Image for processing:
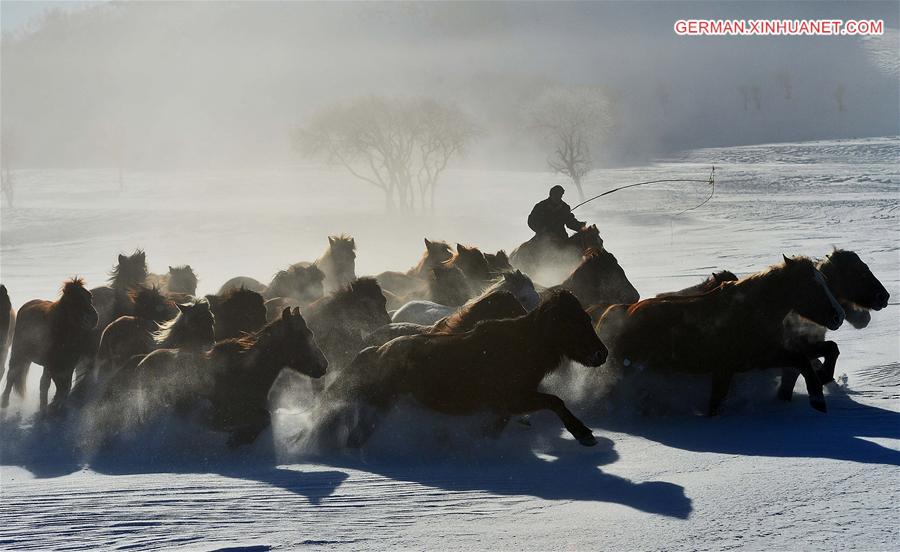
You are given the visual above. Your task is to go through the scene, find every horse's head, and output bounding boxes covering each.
[821,250,889,311]
[177,300,216,347]
[61,277,99,330]
[452,244,492,282]
[782,255,845,330]
[569,248,640,305]
[485,250,512,274]
[272,307,328,378]
[276,264,325,304]
[424,238,454,265]
[468,290,526,322]
[327,235,357,266]
[493,270,540,311]
[167,265,198,295]
[572,224,603,251]
[110,249,148,288]
[536,290,607,367]
[712,270,739,285]
[215,287,267,339]
[343,277,391,331]
[131,286,172,323]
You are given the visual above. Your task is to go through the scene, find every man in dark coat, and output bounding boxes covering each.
[527,185,586,242]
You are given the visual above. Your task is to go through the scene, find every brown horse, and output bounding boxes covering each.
[485,250,513,275]
[90,250,148,332]
[314,235,357,294]
[0,285,15,383]
[597,256,845,416]
[320,290,606,448]
[375,238,454,301]
[102,307,327,446]
[445,244,492,290]
[509,224,604,284]
[303,278,391,370]
[152,300,216,352]
[147,265,198,297]
[93,286,174,378]
[426,265,472,307]
[219,263,325,305]
[206,287,268,341]
[778,249,890,399]
[655,270,738,299]
[556,248,640,307]
[364,289,527,347]
[1,278,99,411]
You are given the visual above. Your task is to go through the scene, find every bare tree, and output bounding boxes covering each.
[298,96,475,214]
[530,86,613,200]
[834,84,847,112]
[775,71,793,100]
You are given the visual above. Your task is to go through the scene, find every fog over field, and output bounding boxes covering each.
[1,1,898,170]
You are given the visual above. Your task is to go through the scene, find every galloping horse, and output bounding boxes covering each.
[206,287,268,341]
[375,239,454,301]
[220,263,325,306]
[102,307,327,446]
[91,250,148,331]
[2,278,99,411]
[312,235,357,294]
[597,256,845,416]
[317,290,606,448]
[556,248,640,307]
[146,265,198,298]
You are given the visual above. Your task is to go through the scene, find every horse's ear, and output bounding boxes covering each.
[292,306,301,317]
[424,238,432,248]
[176,303,188,313]
[328,236,336,246]
[282,306,292,320]
[783,254,792,264]
[168,265,174,271]
[118,254,126,264]
[349,238,355,248]
[137,251,146,260]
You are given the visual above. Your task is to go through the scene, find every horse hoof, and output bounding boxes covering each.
[776,389,793,402]
[810,398,828,413]
[577,433,597,447]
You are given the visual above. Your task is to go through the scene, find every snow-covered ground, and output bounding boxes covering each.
[1,136,898,550]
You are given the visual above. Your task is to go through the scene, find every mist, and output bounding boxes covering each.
[2,1,897,171]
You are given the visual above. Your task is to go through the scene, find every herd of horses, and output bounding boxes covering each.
[0,227,890,451]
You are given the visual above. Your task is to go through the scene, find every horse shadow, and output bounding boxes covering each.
[0,415,348,506]
[316,409,693,520]
[597,388,900,467]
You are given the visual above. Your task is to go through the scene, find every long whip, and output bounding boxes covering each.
[570,165,716,212]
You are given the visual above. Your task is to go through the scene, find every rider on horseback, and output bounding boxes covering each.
[527,185,586,243]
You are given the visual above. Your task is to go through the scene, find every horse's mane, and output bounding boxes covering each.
[434,289,524,334]
[61,277,87,296]
[482,269,532,296]
[130,286,169,320]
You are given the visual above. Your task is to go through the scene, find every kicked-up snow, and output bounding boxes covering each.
[1,136,898,550]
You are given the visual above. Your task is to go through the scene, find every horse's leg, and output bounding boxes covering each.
[507,392,596,446]
[49,366,75,409]
[768,349,826,413]
[227,414,271,448]
[708,371,734,416]
[39,369,52,412]
[777,367,801,401]
[804,340,839,385]
[346,400,388,449]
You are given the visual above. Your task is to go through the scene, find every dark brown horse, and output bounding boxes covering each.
[510,224,604,284]
[314,235,357,294]
[426,265,472,307]
[778,249,890,399]
[556,248,640,307]
[0,285,15,383]
[597,256,845,416]
[375,238,454,301]
[93,286,174,378]
[320,290,606,448]
[147,265,198,297]
[303,278,391,369]
[103,307,327,446]
[655,270,738,299]
[206,287,268,341]
[485,250,513,275]
[445,244,492,290]
[152,300,216,352]
[219,263,325,305]
[364,289,527,347]
[90,250,149,331]
[1,278,99,411]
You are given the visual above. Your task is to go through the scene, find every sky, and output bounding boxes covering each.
[1,1,897,169]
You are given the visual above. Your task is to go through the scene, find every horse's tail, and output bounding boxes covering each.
[6,347,30,396]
